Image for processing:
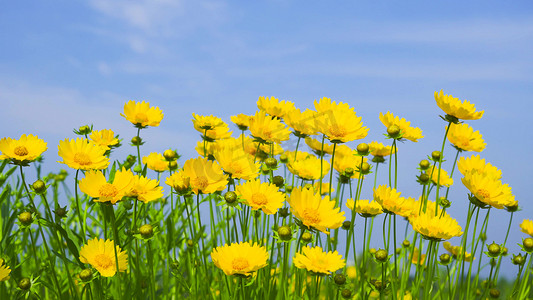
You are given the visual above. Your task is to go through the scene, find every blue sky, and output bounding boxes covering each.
[1,0,532,272]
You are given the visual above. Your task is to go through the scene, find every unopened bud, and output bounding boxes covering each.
[18,277,31,290]
[440,253,451,265]
[31,180,46,194]
[265,158,278,169]
[402,240,410,248]
[342,221,351,230]
[523,238,533,252]
[387,125,401,139]
[18,211,33,226]
[279,154,288,164]
[139,224,154,238]
[79,269,93,282]
[131,136,142,146]
[356,143,369,156]
[301,232,313,244]
[278,207,289,218]
[78,125,91,135]
[487,242,501,257]
[334,274,346,285]
[341,289,352,299]
[277,226,292,241]
[431,151,442,161]
[272,176,284,188]
[375,249,388,262]
[163,149,178,161]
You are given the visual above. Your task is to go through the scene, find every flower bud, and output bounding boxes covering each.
[31,180,46,194]
[131,136,142,146]
[369,248,377,255]
[418,173,430,184]
[402,240,410,248]
[139,224,154,238]
[133,165,143,173]
[79,269,93,282]
[480,232,487,242]
[18,211,33,226]
[341,289,352,299]
[334,274,346,286]
[224,191,237,205]
[54,206,68,219]
[431,151,442,162]
[505,203,519,212]
[277,226,292,241]
[487,242,501,257]
[359,162,371,174]
[301,232,313,244]
[163,149,178,161]
[419,159,430,170]
[502,247,508,256]
[440,253,451,265]
[264,158,278,169]
[523,238,533,252]
[78,125,91,135]
[127,155,137,164]
[512,254,525,265]
[356,143,369,156]
[489,288,500,299]
[387,125,401,139]
[372,155,385,164]
[440,198,451,209]
[169,161,178,171]
[279,154,288,164]
[375,249,388,262]
[187,239,194,248]
[278,207,289,218]
[344,168,354,177]
[18,277,31,290]
[272,176,284,188]
[342,221,351,230]
[285,185,293,193]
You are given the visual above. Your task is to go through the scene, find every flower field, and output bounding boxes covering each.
[0,93,531,299]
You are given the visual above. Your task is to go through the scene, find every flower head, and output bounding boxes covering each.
[520,219,533,237]
[379,112,423,142]
[79,237,128,277]
[79,168,134,204]
[305,137,334,156]
[287,187,345,234]
[231,114,252,130]
[447,123,485,152]
[213,146,259,180]
[211,241,268,276]
[427,167,454,187]
[285,109,319,136]
[142,152,169,172]
[373,185,413,217]
[0,261,10,281]
[457,155,501,180]
[249,111,291,144]
[294,246,345,275]
[182,157,228,194]
[0,134,47,166]
[443,242,474,262]
[434,90,484,121]
[346,199,383,217]
[314,97,368,143]
[89,129,119,150]
[410,212,463,241]
[127,175,163,203]
[121,100,163,128]
[461,172,515,209]
[368,141,395,157]
[235,179,285,214]
[192,113,225,131]
[287,154,330,181]
[257,96,296,119]
[165,171,190,195]
[58,138,109,170]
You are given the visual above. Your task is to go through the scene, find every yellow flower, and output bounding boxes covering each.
[346,199,383,217]
[214,147,259,180]
[461,172,515,209]
[346,265,357,279]
[287,154,330,181]
[520,219,533,237]
[235,179,285,214]
[231,113,252,130]
[58,138,109,170]
[314,97,368,143]
[127,175,163,203]
[79,237,128,277]
[0,134,47,165]
[368,141,395,157]
[182,157,228,194]
[333,145,367,179]
[257,96,295,119]
[447,123,485,152]
[457,155,501,180]
[379,112,423,142]
[165,172,190,195]
[410,247,426,265]
[443,242,474,262]
[142,152,169,172]
[305,137,334,155]
[89,129,119,150]
[435,90,484,121]
[0,261,10,281]
[192,113,225,131]
[211,241,268,276]
[427,167,453,187]
[285,109,319,136]
[249,111,291,144]
[79,168,134,204]
[410,212,463,241]
[373,185,413,217]
[294,246,345,275]
[283,150,313,163]
[195,141,217,158]
[121,100,163,128]
[287,187,345,234]
[312,182,333,195]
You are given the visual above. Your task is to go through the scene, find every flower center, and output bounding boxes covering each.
[231,257,249,271]
[302,208,321,225]
[456,137,470,149]
[74,152,92,165]
[192,176,209,191]
[476,189,490,200]
[99,183,119,198]
[328,124,346,137]
[94,253,114,269]
[251,193,268,206]
[14,146,29,156]
[135,112,148,124]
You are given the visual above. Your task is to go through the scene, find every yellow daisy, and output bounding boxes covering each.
[249,110,291,144]
[285,108,319,137]
[346,199,383,217]
[333,145,367,179]
[192,113,226,131]
[379,112,423,142]
[368,141,395,157]
[520,219,533,237]
[89,129,119,150]
[457,155,501,180]
[58,138,109,170]
[373,185,413,217]
[410,247,426,265]
[79,237,128,277]
[305,137,334,155]
[434,90,484,121]
[231,113,252,130]
[287,187,345,234]
[410,212,463,241]
[182,157,228,194]
[127,175,163,203]
[427,167,454,187]
[165,171,190,195]
[314,98,368,143]
[257,96,296,119]
[235,179,285,214]
[443,242,474,262]
[447,123,486,152]
[294,246,345,275]
[79,168,134,204]
[461,172,515,209]
[210,241,269,276]
[0,134,47,165]
[213,147,259,180]
[121,100,163,128]
[287,154,330,181]
[312,182,333,195]
[0,261,10,281]
[142,152,169,172]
